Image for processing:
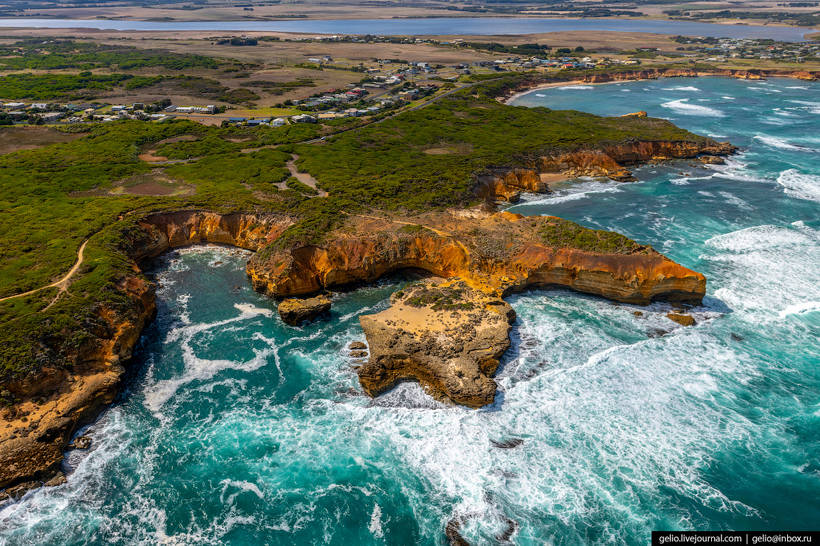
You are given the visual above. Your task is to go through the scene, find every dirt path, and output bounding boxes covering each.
[351,214,471,257]
[0,239,88,304]
[286,154,328,197]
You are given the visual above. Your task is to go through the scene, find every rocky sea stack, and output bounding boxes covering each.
[278,294,332,326]
[359,279,516,408]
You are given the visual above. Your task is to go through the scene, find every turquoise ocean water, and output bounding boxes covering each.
[0,77,818,544]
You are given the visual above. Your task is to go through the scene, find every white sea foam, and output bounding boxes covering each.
[511,179,622,207]
[663,86,700,92]
[753,135,815,152]
[779,301,820,318]
[661,98,725,117]
[718,191,752,211]
[748,86,781,93]
[776,169,820,202]
[704,224,819,318]
[145,303,278,415]
[219,479,264,503]
[705,156,766,183]
[557,85,593,90]
[535,93,546,97]
[788,100,820,114]
[143,343,275,416]
[368,503,384,538]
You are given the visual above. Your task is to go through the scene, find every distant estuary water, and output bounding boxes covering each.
[1,77,819,544]
[0,17,814,41]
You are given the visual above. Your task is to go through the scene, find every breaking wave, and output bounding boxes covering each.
[661,98,725,117]
[753,134,815,152]
[776,169,820,202]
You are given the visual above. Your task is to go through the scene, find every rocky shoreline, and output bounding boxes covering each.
[502,67,818,104]
[0,133,731,499]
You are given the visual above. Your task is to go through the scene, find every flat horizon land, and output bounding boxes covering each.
[2,0,819,27]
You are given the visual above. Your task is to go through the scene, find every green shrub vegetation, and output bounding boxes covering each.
[0,73,713,385]
[0,72,133,100]
[294,87,705,211]
[538,217,649,254]
[404,283,475,311]
[0,40,222,71]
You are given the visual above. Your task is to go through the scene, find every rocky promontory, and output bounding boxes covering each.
[248,210,706,305]
[358,279,515,407]
[476,140,735,201]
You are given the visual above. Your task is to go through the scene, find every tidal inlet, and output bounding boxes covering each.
[0,7,818,545]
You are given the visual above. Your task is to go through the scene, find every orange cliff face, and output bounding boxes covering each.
[0,204,707,492]
[247,211,706,305]
[0,275,155,497]
[475,139,736,201]
[134,210,294,259]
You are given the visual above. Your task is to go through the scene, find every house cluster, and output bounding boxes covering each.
[674,37,819,62]
[101,102,224,122]
[295,85,370,110]
[0,101,95,123]
[163,104,217,114]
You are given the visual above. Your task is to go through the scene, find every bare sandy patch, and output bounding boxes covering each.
[539,172,570,189]
[0,127,82,155]
[423,143,474,155]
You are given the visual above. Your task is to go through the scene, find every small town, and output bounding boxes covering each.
[2,33,817,128]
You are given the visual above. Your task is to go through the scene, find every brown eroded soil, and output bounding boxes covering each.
[0,127,82,155]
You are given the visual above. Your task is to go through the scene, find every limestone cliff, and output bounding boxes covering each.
[0,202,708,491]
[248,210,706,305]
[134,210,294,259]
[0,210,293,499]
[476,139,736,201]
[0,276,154,498]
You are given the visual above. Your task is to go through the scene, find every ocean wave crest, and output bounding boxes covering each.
[661,98,725,117]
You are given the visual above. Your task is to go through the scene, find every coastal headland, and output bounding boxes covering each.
[0,69,740,499]
[501,66,819,103]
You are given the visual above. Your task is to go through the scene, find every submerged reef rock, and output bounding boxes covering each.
[278,294,331,326]
[358,279,515,408]
[667,312,696,326]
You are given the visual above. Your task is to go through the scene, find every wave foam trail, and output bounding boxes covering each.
[788,100,820,114]
[705,156,766,183]
[754,135,815,152]
[144,304,278,415]
[704,224,820,318]
[661,98,725,117]
[779,301,820,318]
[663,86,700,92]
[512,179,622,206]
[776,169,820,202]
[557,85,593,90]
